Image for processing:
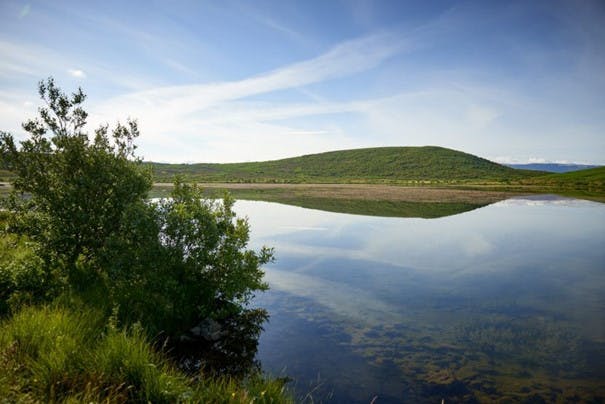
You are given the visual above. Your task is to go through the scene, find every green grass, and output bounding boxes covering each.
[0,221,292,403]
[449,166,605,201]
[0,304,292,403]
[0,169,16,182]
[148,146,544,184]
[0,212,51,315]
[523,166,605,193]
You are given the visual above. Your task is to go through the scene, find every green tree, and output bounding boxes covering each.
[0,78,272,339]
[0,78,151,286]
[101,182,272,337]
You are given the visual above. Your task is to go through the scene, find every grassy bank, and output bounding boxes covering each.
[0,305,291,403]
[0,212,292,403]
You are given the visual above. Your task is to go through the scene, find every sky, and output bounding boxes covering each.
[1,0,604,164]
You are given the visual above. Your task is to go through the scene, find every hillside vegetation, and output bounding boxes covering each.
[522,166,605,194]
[150,146,544,184]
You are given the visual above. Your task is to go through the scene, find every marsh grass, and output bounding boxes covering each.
[0,305,292,403]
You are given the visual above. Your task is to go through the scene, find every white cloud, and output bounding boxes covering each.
[162,59,196,76]
[88,32,407,162]
[3,4,602,165]
[68,69,87,79]
[244,8,310,47]
[98,31,404,113]
[0,90,40,138]
[357,88,508,152]
[0,39,155,92]
[466,104,500,129]
[0,39,55,77]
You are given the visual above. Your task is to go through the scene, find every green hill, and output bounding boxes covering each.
[522,166,605,194]
[150,146,543,184]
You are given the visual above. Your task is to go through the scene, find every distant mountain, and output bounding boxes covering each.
[149,146,543,183]
[507,163,600,173]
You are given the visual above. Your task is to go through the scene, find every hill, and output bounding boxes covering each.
[507,163,600,173]
[522,166,605,195]
[149,146,543,184]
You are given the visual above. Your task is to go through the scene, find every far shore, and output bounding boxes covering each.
[3,181,602,203]
[152,182,527,204]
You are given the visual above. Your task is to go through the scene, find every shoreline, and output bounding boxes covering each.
[151,182,523,204]
[3,181,603,203]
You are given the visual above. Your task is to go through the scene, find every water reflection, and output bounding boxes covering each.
[236,196,605,402]
[171,308,267,378]
[255,197,491,219]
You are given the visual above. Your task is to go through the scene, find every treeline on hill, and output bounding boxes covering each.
[0,79,290,403]
[149,146,545,184]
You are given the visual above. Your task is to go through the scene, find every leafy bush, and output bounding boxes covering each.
[0,78,152,292]
[0,78,272,338]
[0,77,282,401]
[102,181,272,337]
[0,231,55,316]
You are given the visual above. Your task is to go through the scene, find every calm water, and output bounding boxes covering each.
[235,196,605,403]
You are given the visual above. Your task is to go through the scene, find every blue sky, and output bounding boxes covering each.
[1,0,604,164]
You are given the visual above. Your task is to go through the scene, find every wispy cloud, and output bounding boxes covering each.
[0,38,154,91]
[162,58,197,76]
[0,39,60,78]
[3,1,603,164]
[88,32,407,162]
[244,8,311,47]
[100,30,405,112]
[68,69,86,79]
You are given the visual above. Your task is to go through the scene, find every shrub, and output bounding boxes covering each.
[101,182,272,337]
[0,78,272,338]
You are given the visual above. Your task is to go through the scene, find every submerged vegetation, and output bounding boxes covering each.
[0,79,290,402]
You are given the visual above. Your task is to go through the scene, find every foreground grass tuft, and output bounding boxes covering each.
[0,305,291,403]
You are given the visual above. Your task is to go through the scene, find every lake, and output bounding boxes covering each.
[234,196,605,403]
